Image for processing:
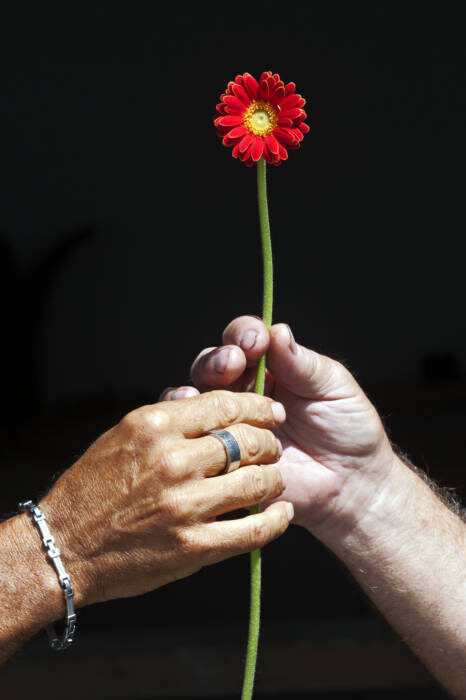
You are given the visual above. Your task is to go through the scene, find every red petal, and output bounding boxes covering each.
[243,72,260,100]
[291,128,303,142]
[265,133,280,155]
[232,143,240,159]
[223,95,246,112]
[238,146,250,161]
[266,76,275,93]
[281,94,301,109]
[260,79,269,100]
[227,125,248,139]
[222,126,248,145]
[284,82,296,96]
[250,137,264,161]
[274,84,285,100]
[263,139,272,163]
[239,132,255,153]
[274,127,296,145]
[278,143,288,160]
[299,122,310,134]
[280,107,305,120]
[278,116,293,127]
[218,115,244,127]
[232,83,251,106]
[224,105,243,115]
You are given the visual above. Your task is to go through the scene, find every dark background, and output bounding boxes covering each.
[0,3,464,698]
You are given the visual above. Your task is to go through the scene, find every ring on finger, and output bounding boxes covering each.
[207,429,241,474]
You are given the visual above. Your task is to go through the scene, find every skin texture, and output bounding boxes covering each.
[164,316,396,539]
[0,390,294,663]
[164,315,466,698]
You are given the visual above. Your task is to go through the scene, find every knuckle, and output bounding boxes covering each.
[211,390,240,425]
[145,407,171,431]
[266,466,284,495]
[247,467,269,502]
[119,409,142,436]
[329,358,354,388]
[332,359,349,379]
[176,527,206,557]
[264,429,281,460]
[236,425,261,460]
[249,518,271,547]
[158,450,187,479]
[120,406,170,439]
[165,489,192,522]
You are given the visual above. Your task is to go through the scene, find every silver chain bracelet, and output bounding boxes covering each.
[19,500,76,651]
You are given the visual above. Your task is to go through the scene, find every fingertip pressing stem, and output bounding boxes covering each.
[241,157,274,700]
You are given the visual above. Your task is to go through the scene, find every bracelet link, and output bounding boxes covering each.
[19,500,76,652]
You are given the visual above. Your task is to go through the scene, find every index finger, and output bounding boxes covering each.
[161,390,286,437]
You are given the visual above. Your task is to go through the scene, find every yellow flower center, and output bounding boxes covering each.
[243,101,278,136]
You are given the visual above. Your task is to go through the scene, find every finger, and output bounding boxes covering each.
[268,324,359,400]
[175,465,284,521]
[237,367,276,396]
[190,345,246,391]
[161,390,286,438]
[190,355,275,396]
[197,501,294,564]
[181,423,283,477]
[222,315,270,364]
[159,386,200,401]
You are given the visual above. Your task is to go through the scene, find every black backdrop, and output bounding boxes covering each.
[0,3,464,699]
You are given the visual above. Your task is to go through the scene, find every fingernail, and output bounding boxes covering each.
[171,388,195,400]
[285,502,294,521]
[213,349,231,374]
[286,325,298,355]
[271,402,286,423]
[239,329,257,351]
[170,388,187,400]
[277,439,283,456]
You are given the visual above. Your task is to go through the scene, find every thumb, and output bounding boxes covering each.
[268,324,358,400]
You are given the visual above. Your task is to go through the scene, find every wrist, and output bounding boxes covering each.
[308,447,411,558]
[322,454,438,567]
[13,513,64,621]
[0,513,64,652]
[38,493,94,609]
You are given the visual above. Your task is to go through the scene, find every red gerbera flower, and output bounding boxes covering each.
[214,71,309,167]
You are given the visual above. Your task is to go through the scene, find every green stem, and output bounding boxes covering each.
[241,157,273,700]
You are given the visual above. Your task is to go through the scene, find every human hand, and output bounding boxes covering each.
[163,317,396,547]
[37,391,292,608]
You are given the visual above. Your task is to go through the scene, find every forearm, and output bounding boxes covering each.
[324,456,466,697]
[0,513,64,663]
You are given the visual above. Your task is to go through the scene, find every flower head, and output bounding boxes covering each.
[214,71,309,166]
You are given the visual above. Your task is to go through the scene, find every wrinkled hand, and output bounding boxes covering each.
[162,316,396,545]
[39,391,292,608]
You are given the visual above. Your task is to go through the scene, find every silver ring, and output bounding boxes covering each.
[207,429,241,473]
